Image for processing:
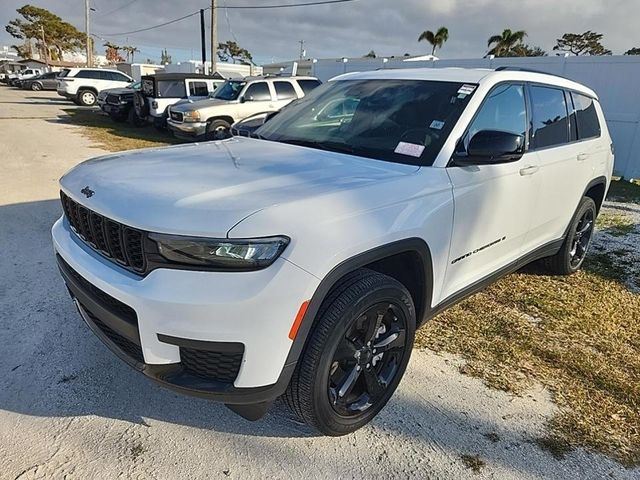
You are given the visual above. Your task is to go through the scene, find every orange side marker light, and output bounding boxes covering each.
[288,300,310,340]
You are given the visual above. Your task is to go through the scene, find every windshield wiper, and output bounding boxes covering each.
[278,138,355,155]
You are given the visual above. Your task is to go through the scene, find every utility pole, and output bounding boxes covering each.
[84,0,92,67]
[298,40,305,59]
[40,26,49,70]
[210,0,217,75]
[199,9,207,72]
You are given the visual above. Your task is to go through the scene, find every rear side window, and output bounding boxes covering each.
[530,86,569,149]
[297,79,321,94]
[75,70,101,79]
[112,71,131,82]
[464,83,527,149]
[571,93,601,140]
[189,81,208,96]
[244,82,271,101]
[274,81,297,100]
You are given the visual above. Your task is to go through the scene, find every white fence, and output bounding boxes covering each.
[311,56,640,180]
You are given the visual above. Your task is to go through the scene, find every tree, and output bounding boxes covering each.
[103,41,124,63]
[217,41,253,64]
[512,44,547,57]
[487,29,527,57]
[121,45,140,63]
[418,26,449,56]
[5,5,84,61]
[553,31,612,56]
[363,50,376,58]
[625,47,640,55]
[160,48,172,64]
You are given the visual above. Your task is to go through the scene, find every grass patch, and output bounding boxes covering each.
[607,179,640,204]
[460,454,486,473]
[416,268,640,466]
[597,212,636,237]
[59,108,180,152]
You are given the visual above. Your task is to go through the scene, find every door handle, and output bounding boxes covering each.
[577,153,589,162]
[519,165,539,176]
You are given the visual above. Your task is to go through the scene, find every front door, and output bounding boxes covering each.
[441,82,538,300]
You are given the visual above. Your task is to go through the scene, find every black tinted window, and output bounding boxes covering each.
[244,82,271,101]
[113,71,130,82]
[274,81,297,100]
[75,70,101,79]
[464,83,526,149]
[572,93,601,140]
[297,79,321,94]
[189,81,209,96]
[530,86,569,149]
[566,91,578,142]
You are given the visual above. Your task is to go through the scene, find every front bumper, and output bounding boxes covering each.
[102,103,130,116]
[167,119,208,139]
[52,217,319,404]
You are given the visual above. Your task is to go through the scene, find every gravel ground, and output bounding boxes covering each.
[1,88,637,479]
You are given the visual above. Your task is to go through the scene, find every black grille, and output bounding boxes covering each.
[169,110,183,122]
[61,191,146,274]
[82,303,144,364]
[180,348,243,383]
[106,93,120,105]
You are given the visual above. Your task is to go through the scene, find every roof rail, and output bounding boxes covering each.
[494,66,574,81]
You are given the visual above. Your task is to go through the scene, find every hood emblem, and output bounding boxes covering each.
[81,186,95,198]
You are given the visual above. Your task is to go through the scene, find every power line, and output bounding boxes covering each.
[97,0,357,36]
[97,0,140,17]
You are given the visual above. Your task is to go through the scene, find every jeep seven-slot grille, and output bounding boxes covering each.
[169,110,183,122]
[106,93,120,105]
[60,191,146,273]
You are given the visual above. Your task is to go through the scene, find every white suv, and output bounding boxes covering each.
[57,68,133,106]
[167,76,321,140]
[53,67,613,435]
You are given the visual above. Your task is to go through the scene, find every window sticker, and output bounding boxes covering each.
[430,120,445,130]
[458,84,477,95]
[394,142,425,158]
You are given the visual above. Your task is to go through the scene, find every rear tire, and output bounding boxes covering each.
[31,82,42,91]
[127,108,145,127]
[542,197,597,275]
[77,89,97,107]
[284,269,415,436]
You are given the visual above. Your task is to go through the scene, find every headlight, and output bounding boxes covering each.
[149,234,289,270]
[182,110,201,122]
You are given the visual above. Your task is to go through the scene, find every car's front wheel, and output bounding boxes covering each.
[542,196,597,275]
[285,269,415,436]
[77,89,97,107]
[206,119,232,140]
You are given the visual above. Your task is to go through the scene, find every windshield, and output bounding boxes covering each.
[256,79,477,166]
[213,80,246,101]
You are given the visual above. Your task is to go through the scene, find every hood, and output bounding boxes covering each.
[171,97,234,112]
[60,137,418,237]
[102,86,134,96]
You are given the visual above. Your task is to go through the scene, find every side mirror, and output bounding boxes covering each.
[239,96,246,104]
[456,130,524,165]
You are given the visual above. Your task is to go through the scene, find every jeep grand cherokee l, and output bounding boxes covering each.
[53,67,613,435]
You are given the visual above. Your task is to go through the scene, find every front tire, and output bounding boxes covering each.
[206,119,231,140]
[285,269,415,436]
[542,196,597,275]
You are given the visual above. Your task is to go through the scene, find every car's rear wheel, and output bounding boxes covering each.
[78,89,97,107]
[30,82,42,91]
[127,108,145,127]
[285,269,415,436]
[542,196,597,275]
[206,119,232,140]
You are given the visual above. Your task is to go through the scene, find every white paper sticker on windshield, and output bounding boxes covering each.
[394,142,425,158]
[458,84,477,95]
[430,120,445,130]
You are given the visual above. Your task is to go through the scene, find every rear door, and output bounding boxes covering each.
[43,72,58,89]
[442,82,539,299]
[272,80,299,109]
[524,85,596,249]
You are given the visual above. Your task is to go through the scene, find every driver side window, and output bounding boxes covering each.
[463,83,527,150]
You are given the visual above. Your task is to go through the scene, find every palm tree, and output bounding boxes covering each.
[487,29,527,57]
[418,27,449,56]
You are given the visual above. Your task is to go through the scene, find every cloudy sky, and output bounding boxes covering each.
[1,0,639,64]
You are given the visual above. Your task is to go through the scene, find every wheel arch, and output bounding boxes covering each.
[583,176,608,214]
[78,86,98,94]
[206,115,235,126]
[284,238,434,371]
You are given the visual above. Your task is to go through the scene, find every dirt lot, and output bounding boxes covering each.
[0,87,638,479]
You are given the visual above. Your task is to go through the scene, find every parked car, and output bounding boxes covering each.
[9,68,43,86]
[230,111,280,137]
[57,68,133,106]
[52,67,613,435]
[98,81,142,123]
[133,73,225,130]
[20,71,60,91]
[167,76,321,141]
